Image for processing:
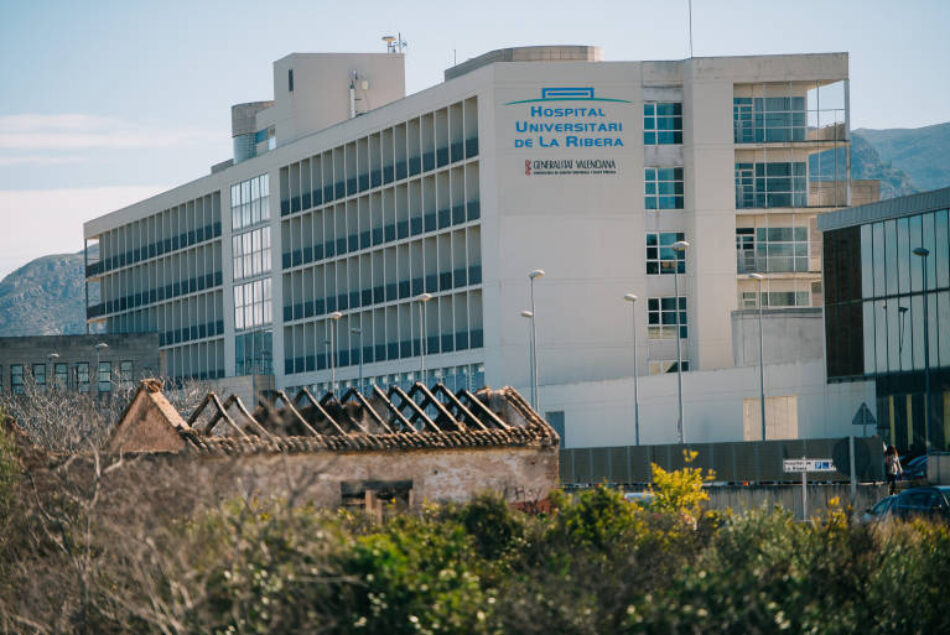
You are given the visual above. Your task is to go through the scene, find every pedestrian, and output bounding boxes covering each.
[885,445,902,495]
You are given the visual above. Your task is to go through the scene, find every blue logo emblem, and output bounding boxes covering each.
[505,87,631,105]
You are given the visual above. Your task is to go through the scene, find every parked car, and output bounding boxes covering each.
[891,486,950,521]
[623,491,655,505]
[860,495,898,523]
[901,455,928,481]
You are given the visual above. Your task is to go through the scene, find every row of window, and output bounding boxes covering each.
[734,97,807,144]
[284,328,485,376]
[279,97,479,218]
[87,190,222,277]
[284,264,482,324]
[3,361,134,394]
[159,319,225,347]
[299,362,487,398]
[282,200,480,270]
[281,141,479,216]
[87,271,223,318]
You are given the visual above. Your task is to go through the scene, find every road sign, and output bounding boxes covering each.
[852,402,876,427]
[783,458,836,473]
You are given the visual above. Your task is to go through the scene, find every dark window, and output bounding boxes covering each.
[288,68,294,92]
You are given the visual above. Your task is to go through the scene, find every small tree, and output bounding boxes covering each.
[649,450,715,525]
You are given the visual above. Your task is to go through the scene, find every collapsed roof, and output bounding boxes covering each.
[108,379,558,456]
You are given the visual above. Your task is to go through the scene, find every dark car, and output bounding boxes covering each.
[891,486,950,521]
[900,455,928,481]
[860,495,898,523]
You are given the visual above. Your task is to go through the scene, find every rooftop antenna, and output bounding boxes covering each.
[688,0,694,58]
[382,33,407,54]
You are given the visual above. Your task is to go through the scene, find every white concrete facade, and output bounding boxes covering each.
[83,46,868,446]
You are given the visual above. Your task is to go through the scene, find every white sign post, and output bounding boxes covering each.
[783,457,836,520]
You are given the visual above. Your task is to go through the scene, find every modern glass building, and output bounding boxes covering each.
[820,187,950,452]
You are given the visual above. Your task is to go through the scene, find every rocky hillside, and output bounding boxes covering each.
[0,252,87,337]
[855,122,950,193]
[850,131,919,199]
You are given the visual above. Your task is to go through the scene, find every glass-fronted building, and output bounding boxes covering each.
[820,187,950,452]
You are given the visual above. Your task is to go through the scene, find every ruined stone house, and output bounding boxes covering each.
[104,379,559,512]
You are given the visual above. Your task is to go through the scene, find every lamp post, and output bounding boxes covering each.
[913,247,931,451]
[328,311,343,392]
[414,293,433,382]
[671,241,689,444]
[527,269,546,412]
[351,327,363,393]
[520,310,536,409]
[748,273,767,441]
[95,342,108,394]
[623,293,641,445]
[47,353,59,391]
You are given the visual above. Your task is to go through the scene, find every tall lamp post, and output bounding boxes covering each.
[913,247,931,451]
[671,241,689,444]
[47,353,59,391]
[623,293,641,445]
[414,293,433,382]
[328,311,343,392]
[351,327,363,393]
[748,273,767,441]
[95,342,109,394]
[526,269,546,412]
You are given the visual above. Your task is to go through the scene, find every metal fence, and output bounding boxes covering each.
[560,436,885,486]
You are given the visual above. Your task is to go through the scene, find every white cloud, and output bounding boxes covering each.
[0,185,168,281]
[0,114,218,151]
[0,154,86,167]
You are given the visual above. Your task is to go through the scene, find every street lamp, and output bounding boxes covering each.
[623,293,641,446]
[328,311,343,392]
[748,273,767,441]
[913,247,931,451]
[95,342,108,393]
[414,293,433,382]
[520,310,537,410]
[351,327,363,393]
[671,241,689,444]
[47,353,59,391]
[526,269,545,412]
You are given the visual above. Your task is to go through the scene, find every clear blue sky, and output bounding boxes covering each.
[0,0,948,278]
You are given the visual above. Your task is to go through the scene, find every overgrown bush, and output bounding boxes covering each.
[3,452,950,634]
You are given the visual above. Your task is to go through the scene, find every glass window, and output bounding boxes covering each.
[230,174,270,231]
[646,232,686,274]
[76,362,90,393]
[119,360,134,388]
[10,364,23,394]
[647,296,687,339]
[752,227,809,273]
[644,167,684,210]
[643,102,682,145]
[649,360,690,375]
[734,96,806,143]
[98,361,112,393]
[54,363,67,389]
[545,411,566,444]
[234,278,272,331]
[232,226,271,282]
[32,363,46,386]
[735,162,807,208]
